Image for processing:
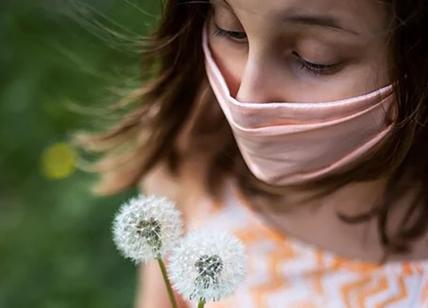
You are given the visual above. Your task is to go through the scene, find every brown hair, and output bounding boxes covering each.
[73,0,428,263]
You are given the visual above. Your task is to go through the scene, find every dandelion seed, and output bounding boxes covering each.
[112,194,183,264]
[168,230,246,304]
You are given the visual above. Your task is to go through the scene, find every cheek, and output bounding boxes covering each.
[208,37,246,97]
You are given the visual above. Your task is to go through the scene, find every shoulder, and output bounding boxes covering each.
[137,154,211,223]
[137,162,182,204]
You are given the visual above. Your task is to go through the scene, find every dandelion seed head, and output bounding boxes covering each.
[168,230,246,303]
[112,194,183,264]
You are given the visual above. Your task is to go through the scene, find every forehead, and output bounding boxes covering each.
[211,0,390,36]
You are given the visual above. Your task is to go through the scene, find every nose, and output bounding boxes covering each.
[235,50,285,103]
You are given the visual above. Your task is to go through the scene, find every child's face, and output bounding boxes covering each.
[207,0,393,103]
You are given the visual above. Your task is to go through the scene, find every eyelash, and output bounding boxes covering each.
[212,25,248,42]
[292,52,340,76]
[211,24,341,76]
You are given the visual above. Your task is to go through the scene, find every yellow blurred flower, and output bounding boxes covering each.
[41,142,77,179]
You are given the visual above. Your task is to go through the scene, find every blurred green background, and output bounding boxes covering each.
[0,0,160,307]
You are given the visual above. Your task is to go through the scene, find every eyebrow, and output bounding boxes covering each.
[216,0,360,36]
[282,14,360,36]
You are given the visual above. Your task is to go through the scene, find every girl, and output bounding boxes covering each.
[75,0,428,307]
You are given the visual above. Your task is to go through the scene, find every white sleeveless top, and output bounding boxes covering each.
[186,178,428,308]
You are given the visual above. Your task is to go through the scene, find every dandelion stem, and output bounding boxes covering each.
[157,257,178,308]
[198,299,206,308]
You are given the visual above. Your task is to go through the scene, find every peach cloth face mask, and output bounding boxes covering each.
[202,24,397,186]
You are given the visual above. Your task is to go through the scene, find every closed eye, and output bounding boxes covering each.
[212,24,247,43]
[292,52,343,76]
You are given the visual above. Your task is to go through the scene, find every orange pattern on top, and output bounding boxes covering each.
[193,181,428,308]
[375,276,408,308]
[357,276,389,307]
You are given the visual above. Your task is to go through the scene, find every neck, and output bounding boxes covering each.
[248,176,425,263]
[255,176,389,217]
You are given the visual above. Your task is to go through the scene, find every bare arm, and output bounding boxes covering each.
[135,260,189,308]
[134,162,191,308]
[134,89,213,308]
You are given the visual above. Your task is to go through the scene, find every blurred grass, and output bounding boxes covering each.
[0,0,160,307]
